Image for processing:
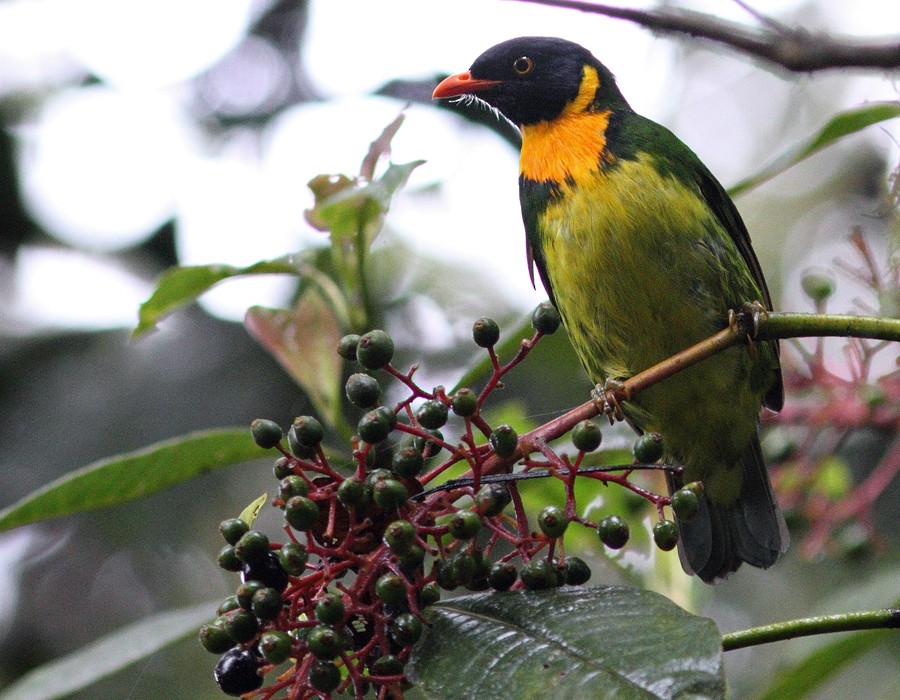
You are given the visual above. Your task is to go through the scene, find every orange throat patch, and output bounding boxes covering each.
[519,65,611,185]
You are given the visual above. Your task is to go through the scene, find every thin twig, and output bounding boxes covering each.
[514,0,900,72]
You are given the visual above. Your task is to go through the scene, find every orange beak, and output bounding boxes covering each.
[432,71,501,99]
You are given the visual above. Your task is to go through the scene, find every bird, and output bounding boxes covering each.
[433,36,788,583]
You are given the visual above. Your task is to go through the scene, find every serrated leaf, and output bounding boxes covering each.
[245,290,343,430]
[0,602,214,700]
[729,101,900,196]
[408,586,724,700]
[0,428,264,532]
[133,258,302,337]
[240,493,268,526]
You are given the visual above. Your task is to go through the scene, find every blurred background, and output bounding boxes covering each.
[0,0,897,697]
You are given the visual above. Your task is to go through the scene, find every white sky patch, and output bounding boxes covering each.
[11,246,153,331]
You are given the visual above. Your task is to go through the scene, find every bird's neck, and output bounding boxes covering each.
[519,65,612,186]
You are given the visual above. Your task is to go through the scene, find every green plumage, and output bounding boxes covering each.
[435,36,788,582]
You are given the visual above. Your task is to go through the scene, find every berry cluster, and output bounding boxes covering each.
[201,305,694,698]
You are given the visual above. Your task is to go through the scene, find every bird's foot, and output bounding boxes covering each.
[730,301,768,358]
[591,378,630,424]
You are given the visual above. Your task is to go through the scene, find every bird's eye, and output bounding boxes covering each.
[512,56,534,75]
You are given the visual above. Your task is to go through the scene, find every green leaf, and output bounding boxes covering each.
[240,493,268,526]
[729,101,900,196]
[408,586,725,699]
[305,160,424,244]
[754,628,890,700]
[133,258,302,338]
[0,428,264,532]
[0,602,214,700]
[244,291,344,432]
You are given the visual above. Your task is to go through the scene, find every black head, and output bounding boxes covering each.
[433,37,628,126]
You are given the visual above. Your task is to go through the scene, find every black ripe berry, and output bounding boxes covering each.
[242,551,289,592]
[531,301,561,334]
[564,556,592,586]
[214,648,263,696]
[474,483,511,517]
[309,660,342,692]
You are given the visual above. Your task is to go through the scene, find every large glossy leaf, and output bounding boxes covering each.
[408,586,725,699]
[133,258,301,337]
[729,101,900,196]
[0,602,214,700]
[0,428,265,531]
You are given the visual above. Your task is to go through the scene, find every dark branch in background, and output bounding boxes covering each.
[515,0,900,72]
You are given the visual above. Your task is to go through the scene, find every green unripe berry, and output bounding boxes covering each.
[801,269,835,303]
[251,587,283,620]
[345,372,381,408]
[279,475,309,500]
[597,515,630,549]
[418,581,441,607]
[219,518,250,545]
[384,519,417,554]
[474,483,512,517]
[223,609,259,643]
[633,433,665,463]
[358,408,395,444]
[372,478,408,510]
[392,445,424,478]
[564,556,592,586]
[416,399,449,430]
[537,505,569,538]
[472,317,500,347]
[413,429,444,458]
[370,654,404,676]
[653,519,680,551]
[520,558,558,590]
[451,388,478,417]
[284,496,320,531]
[337,334,361,360]
[531,301,561,334]
[236,580,266,609]
[488,561,518,591]
[308,660,341,692]
[234,530,269,564]
[572,420,602,452]
[337,476,368,508]
[314,593,345,625]
[217,596,240,616]
[433,559,457,590]
[217,545,243,572]
[258,630,292,665]
[390,612,424,646]
[250,418,283,449]
[450,552,477,587]
[375,572,407,606]
[199,619,234,653]
[272,456,293,480]
[448,510,482,540]
[276,542,308,576]
[290,415,324,450]
[365,468,392,489]
[306,625,344,660]
[671,488,700,521]
[489,424,518,458]
[356,329,394,370]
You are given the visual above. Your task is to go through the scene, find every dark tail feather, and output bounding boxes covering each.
[668,436,789,584]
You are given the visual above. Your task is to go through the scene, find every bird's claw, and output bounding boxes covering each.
[731,301,768,357]
[592,378,630,424]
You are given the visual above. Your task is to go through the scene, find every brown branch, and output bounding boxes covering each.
[515,0,900,72]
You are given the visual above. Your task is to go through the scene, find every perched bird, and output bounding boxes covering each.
[433,37,788,582]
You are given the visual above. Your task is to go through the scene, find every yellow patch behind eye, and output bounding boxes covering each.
[519,66,610,186]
